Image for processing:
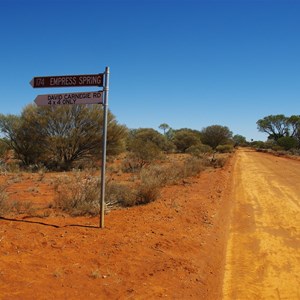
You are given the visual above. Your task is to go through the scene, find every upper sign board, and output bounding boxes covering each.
[30,74,103,88]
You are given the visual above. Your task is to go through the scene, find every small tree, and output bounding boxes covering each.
[257,115,288,141]
[129,140,161,167]
[0,113,46,165]
[288,115,300,137]
[172,129,201,153]
[201,125,232,149]
[257,114,300,148]
[0,138,10,158]
[233,134,247,146]
[0,105,127,170]
[159,123,170,135]
[128,128,173,152]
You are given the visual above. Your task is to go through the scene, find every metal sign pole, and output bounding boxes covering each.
[100,66,109,228]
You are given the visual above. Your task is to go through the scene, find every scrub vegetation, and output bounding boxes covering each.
[252,114,300,155]
[0,105,245,217]
[2,110,299,217]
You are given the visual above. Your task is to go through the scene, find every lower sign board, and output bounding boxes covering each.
[34,91,103,106]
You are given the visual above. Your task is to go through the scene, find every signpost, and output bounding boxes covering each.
[30,68,109,229]
[100,67,109,229]
[30,73,103,88]
[34,91,103,106]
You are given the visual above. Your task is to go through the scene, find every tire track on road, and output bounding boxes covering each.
[222,150,300,300]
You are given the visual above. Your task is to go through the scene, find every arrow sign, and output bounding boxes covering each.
[30,73,103,88]
[34,91,103,106]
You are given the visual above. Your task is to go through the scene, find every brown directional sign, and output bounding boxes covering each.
[34,91,103,106]
[30,73,103,88]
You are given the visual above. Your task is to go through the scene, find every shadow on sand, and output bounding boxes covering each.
[0,216,99,229]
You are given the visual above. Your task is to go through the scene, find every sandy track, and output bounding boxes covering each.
[222,149,300,299]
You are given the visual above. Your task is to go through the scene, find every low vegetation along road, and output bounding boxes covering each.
[222,149,300,299]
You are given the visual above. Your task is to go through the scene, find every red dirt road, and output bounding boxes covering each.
[0,159,233,299]
[222,149,300,299]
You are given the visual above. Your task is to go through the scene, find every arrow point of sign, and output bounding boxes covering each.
[29,78,34,87]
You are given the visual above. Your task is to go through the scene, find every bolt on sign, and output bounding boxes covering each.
[30,68,110,229]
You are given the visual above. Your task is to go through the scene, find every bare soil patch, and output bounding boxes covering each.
[0,155,234,299]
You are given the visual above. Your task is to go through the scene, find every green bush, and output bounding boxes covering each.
[125,140,162,171]
[127,128,172,152]
[216,144,234,153]
[201,125,232,149]
[0,106,127,170]
[186,144,212,157]
[0,139,9,158]
[289,148,300,156]
[271,145,284,152]
[172,129,201,153]
[277,136,298,151]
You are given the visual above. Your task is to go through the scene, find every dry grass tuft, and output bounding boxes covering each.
[53,172,100,216]
[0,183,9,216]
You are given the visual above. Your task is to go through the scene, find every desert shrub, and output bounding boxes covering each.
[211,156,227,168]
[201,125,232,149]
[122,140,163,173]
[165,162,186,184]
[130,140,162,163]
[135,177,160,205]
[139,164,177,186]
[121,156,144,173]
[9,200,35,215]
[251,141,266,149]
[233,134,247,146]
[0,106,127,170]
[54,173,100,216]
[0,139,9,158]
[5,161,21,173]
[0,184,9,216]
[108,173,162,207]
[127,128,170,152]
[271,145,284,152]
[216,144,234,153]
[138,165,167,186]
[54,171,139,214]
[139,160,188,187]
[105,181,136,207]
[172,129,201,153]
[277,136,298,151]
[134,156,207,205]
[289,148,300,156]
[183,157,206,177]
[139,156,206,189]
[186,144,212,157]
[0,160,8,175]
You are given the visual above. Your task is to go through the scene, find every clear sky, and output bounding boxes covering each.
[0,0,299,141]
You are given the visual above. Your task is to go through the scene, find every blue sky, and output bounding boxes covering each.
[0,0,299,141]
